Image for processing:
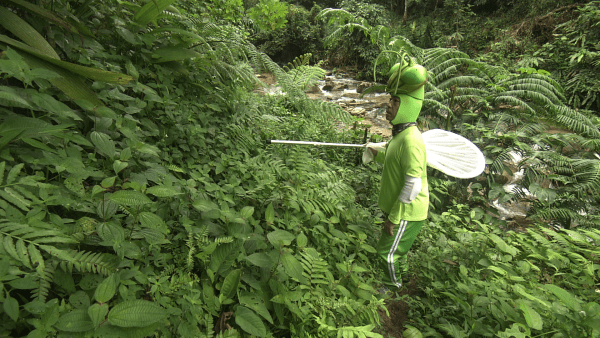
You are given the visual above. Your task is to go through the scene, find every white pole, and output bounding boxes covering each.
[267,140,365,148]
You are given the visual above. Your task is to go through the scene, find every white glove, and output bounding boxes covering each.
[362,142,387,164]
[399,175,421,203]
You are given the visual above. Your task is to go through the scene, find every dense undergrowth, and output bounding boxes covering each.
[0,0,599,337]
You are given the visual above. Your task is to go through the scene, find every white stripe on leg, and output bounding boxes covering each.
[387,220,407,288]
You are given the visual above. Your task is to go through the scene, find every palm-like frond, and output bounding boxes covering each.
[554,106,600,139]
[316,8,358,26]
[571,159,600,194]
[435,76,489,90]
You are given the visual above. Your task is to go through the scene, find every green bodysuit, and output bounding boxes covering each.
[374,126,429,289]
[375,126,429,223]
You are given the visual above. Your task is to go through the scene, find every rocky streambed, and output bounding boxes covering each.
[258,70,394,137]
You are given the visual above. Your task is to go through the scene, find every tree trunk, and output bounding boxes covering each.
[403,0,408,23]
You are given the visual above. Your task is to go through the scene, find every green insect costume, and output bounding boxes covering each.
[373,60,429,289]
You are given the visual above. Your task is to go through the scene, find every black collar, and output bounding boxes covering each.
[392,122,417,136]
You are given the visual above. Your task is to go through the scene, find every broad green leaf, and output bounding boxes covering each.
[101,176,117,189]
[92,322,162,337]
[208,240,241,275]
[109,190,152,206]
[245,252,275,268]
[240,206,254,219]
[488,266,507,275]
[135,228,169,245]
[488,234,518,256]
[239,291,273,324]
[192,199,218,212]
[3,0,77,34]
[133,0,179,26]
[203,209,221,219]
[151,47,202,63]
[54,309,94,332]
[267,230,295,246]
[520,303,543,330]
[113,160,128,174]
[220,269,241,300]
[146,185,181,197]
[512,285,550,309]
[544,284,581,311]
[88,303,109,328]
[281,252,307,284]
[11,48,103,105]
[497,323,529,338]
[116,27,137,45]
[120,147,132,161]
[265,203,274,223]
[297,232,307,247]
[8,275,39,289]
[234,306,266,337]
[403,326,423,338]
[0,34,132,84]
[3,296,19,321]
[94,274,119,303]
[107,300,166,327]
[138,212,168,234]
[97,222,126,244]
[90,131,115,159]
[0,89,32,108]
[0,7,59,59]
[360,243,377,253]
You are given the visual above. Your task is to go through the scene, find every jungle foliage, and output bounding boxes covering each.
[318,3,600,336]
[0,0,599,337]
[0,0,387,336]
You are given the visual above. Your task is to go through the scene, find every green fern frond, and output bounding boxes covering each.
[554,106,600,138]
[500,78,566,102]
[422,48,470,68]
[0,221,77,245]
[571,159,600,193]
[536,208,579,222]
[119,205,134,217]
[316,8,358,26]
[491,96,536,114]
[500,90,558,110]
[517,122,546,136]
[31,263,54,301]
[300,248,331,289]
[370,26,390,48]
[436,76,489,90]
[40,246,115,275]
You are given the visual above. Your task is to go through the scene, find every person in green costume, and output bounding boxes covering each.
[370,60,429,291]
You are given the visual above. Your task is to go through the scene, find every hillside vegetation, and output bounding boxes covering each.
[0,0,599,337]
